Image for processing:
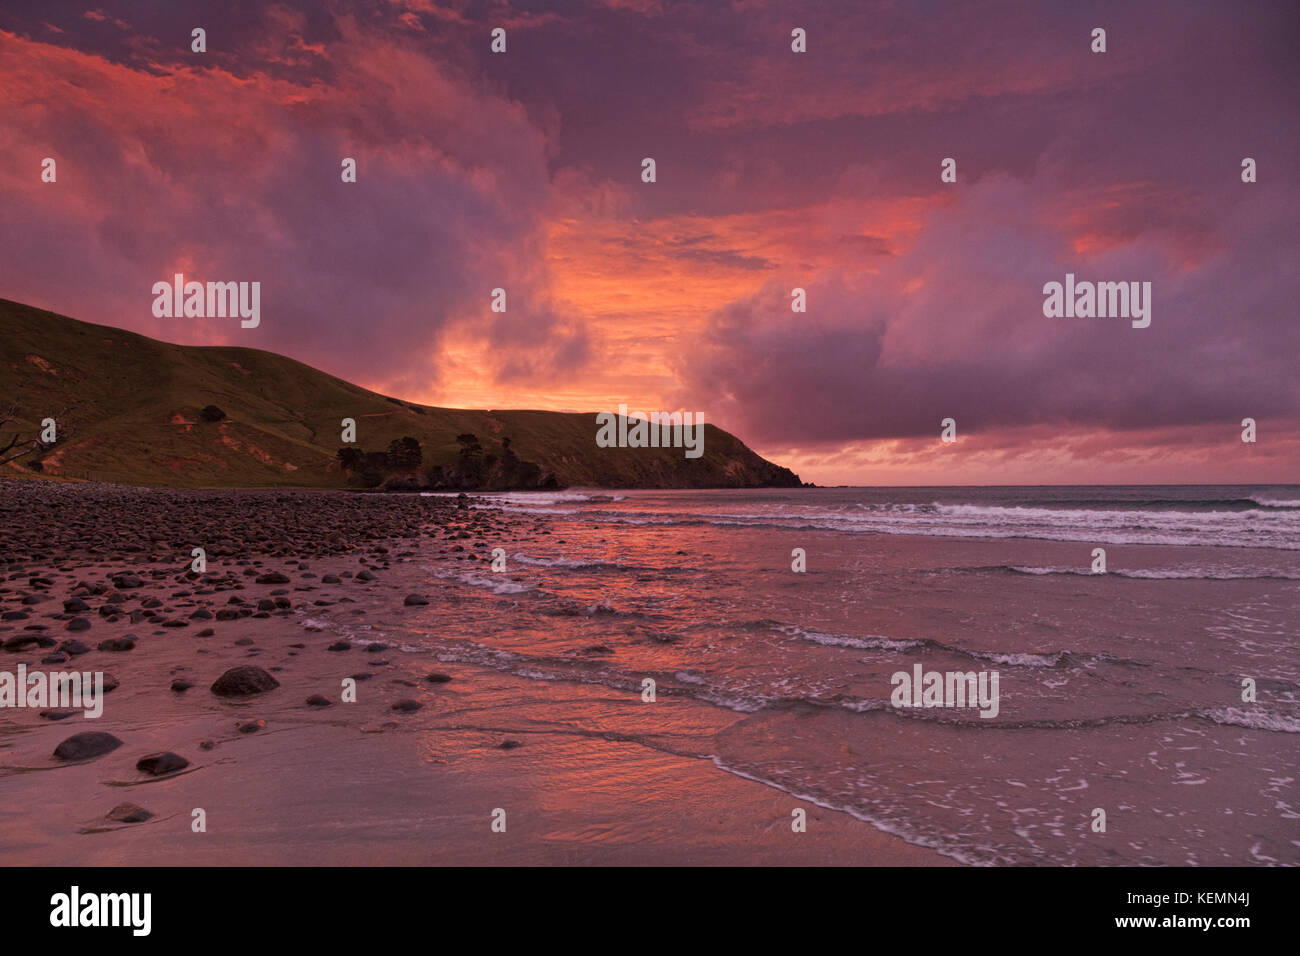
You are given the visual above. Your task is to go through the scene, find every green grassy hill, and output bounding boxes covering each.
[0,298,801,490]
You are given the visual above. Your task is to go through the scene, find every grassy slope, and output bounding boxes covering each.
[0,298,800,489]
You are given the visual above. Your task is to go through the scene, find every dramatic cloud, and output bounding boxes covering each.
[0,7,582,399]
[1,0,1296,482]
[678,175,1300,443]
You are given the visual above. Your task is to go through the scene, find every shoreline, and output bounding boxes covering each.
[0,480,953,866]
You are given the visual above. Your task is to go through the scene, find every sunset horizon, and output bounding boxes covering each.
[3,1,1296,486]
[1,0,1295,929]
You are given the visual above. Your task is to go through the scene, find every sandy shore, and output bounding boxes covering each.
[0,481,949,865]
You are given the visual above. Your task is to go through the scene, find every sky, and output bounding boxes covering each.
[1,0,1297,485]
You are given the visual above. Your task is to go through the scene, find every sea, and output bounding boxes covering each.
[323,485,1300,865]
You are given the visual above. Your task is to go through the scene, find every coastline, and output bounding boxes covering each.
[0,480,952,866]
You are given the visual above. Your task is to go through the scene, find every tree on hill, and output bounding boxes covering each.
[456,433,482,459]
[0,402,80,468]
[386,436,422,471]
[336,447,363,470]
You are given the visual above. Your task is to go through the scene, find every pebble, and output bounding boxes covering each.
[210,666,280,696]
[53,732,123,761]
[107,803,153,823]
[136,752,189,776]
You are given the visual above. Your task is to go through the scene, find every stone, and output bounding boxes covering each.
[53,732,123,761]
[210,665,280,697]
[107,803,152,823]
[136,752,189,775]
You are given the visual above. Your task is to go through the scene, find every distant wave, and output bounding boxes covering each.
[488,496,1300,549]
[959,564,1300,581]
[837,702,1300,734]
[939,497,1300,512]
[1249,497,1300,510]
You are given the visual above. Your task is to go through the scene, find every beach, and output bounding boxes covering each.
[2,481,1296,866]
[0,480,947,866]
[3,0,1297,895]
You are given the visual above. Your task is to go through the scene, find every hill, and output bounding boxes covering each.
[0,298,801,490]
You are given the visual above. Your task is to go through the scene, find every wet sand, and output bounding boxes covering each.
[0,480,949,865]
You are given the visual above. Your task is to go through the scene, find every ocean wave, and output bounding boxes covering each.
[388,636,776,715]
[483,491,626,506]
[937,497,1300,512]
[929,501,1299,524]
[510,552,626,571]
[305,605,1300,737]
[426,570,661,624]
[491,503,1300,549]
[983,564,1300,580]
[771,623,1116,670]
[772,625,924,652]
[432,569,535,595]
[1204,706,1300,733]
[1248,497,1300,510]
[833,701,1300,734]
[706,756,987,865]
